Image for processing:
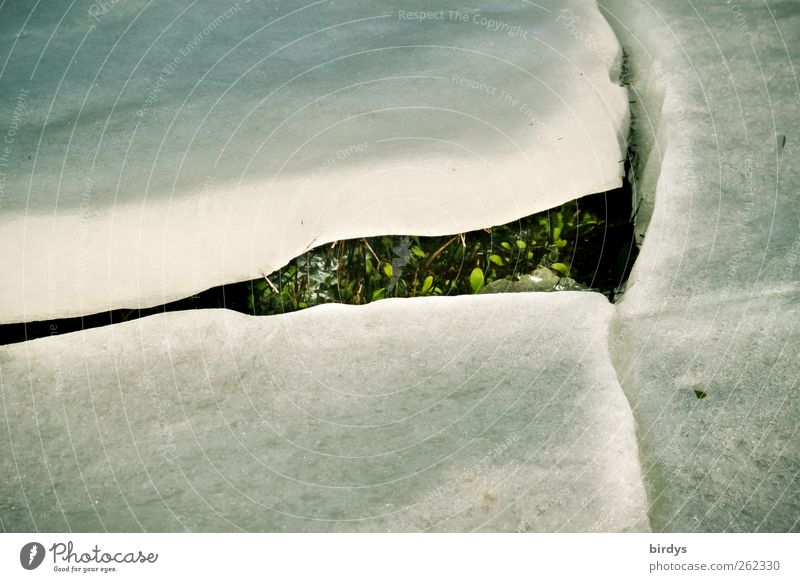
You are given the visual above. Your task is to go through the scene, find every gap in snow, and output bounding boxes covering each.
[0,181,638,347]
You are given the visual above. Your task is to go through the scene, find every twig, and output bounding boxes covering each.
[362,237,381,266]
[302,237,318,252]
[354,282,363,304]
[424,235,459,270]
[260,272,280,294]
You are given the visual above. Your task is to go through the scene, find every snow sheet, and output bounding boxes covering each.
[601,0,800,531]
[0,0,628,323]
[6,0,797,534]
[0,293,649,532]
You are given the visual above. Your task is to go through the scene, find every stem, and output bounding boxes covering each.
[362,237,380,266]
[424,235,459,271]
[261,272,280,294]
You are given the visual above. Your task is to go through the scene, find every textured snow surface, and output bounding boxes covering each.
[3,0,799,534]
[611,293,800,532]
[0,293,649,532]
[0,0,627,323]
[601,0,800,531]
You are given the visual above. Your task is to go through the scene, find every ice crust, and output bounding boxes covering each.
[0,293,649,532]
[601,0,800,531]
[0,0,627,323]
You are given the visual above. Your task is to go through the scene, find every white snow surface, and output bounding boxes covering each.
[0,293,649,532]
[2,0,799,533]
[0,0,627,323]
[601,0,800,531]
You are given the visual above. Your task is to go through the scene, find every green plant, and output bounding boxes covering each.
[247,192,634,316]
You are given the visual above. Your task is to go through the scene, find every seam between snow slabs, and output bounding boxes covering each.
[607,305,655,532]
[596,0,658,532]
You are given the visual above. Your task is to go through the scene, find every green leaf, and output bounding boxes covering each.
[550,262,569,276]
[383,263,393,278]
[469,268,485,293]
[421,275,434,294]
[489,254,504,266]
[500,241,512,250]
[372,288,385,301]
[365,257,373,274]
[516,239,527,250]
[411,246,426,258]
[552,226,562,241]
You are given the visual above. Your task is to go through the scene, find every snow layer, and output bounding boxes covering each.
[0,0,628,323]
[0,293,649,532]
[601,0,800,531]
[6,0,796,534]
